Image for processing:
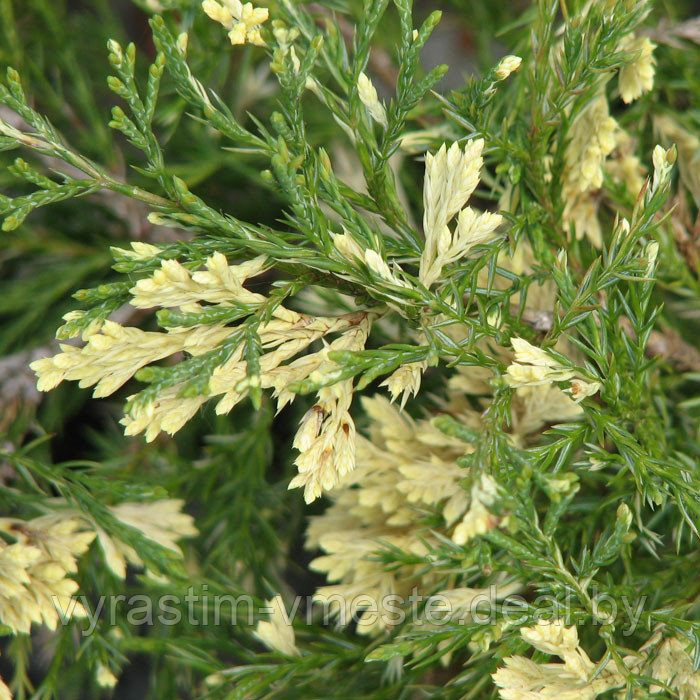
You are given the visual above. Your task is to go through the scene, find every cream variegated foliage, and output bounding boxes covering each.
[649,636,700,699]
[606,130,646,196]
[305,235,592,635]
[561,94,618,247]
[0,670,9,700]
[32,252,373,501]
[618,34,656,104]
[95,663,118,689]
[380,330,429,409]
[494,55,522,80]
[305,371,583,634]
[452,473,500,545]
[0,499,196,637]
[357,72,388,128]
[0,0,687,694]
[420,140,503,287]
[0,515,94,634]
[95,499,198,579]
[253,594,300,656]
[505,337,601,402]
[494,620,700,700]
[202,0,268,46]
[380,359,427,409]
[290,317,371,503]
[493,619,624,699]
[307,395,470,634]
[32,320,232,399]
[130,252,269,309]
[564,95,618,195]
[558,33,656,248]
[655,114,700,206]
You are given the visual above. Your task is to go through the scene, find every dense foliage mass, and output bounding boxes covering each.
[1,0,700,697]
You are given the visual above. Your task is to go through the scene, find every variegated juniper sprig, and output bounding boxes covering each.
[1,0,700,698]
[9,5,514,503]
